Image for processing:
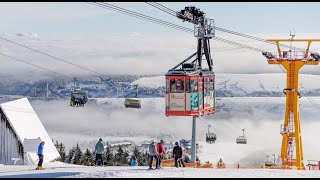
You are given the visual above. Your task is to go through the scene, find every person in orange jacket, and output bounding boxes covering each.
[156,140,165,168]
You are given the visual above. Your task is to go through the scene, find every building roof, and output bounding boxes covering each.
[0,98,59,163]
[109,142,132,147]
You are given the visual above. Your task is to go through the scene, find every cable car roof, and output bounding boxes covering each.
[165,68,215,76]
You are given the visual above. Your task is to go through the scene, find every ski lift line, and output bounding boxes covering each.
[88,2,193,33]
[87,2,194,35]
[0,52,72,79]
[145,2,178,17]
[0,37,108,78]
[88,2,267,54]
[150,2,317,54]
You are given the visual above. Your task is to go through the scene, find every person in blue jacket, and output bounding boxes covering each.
[130,157,137,166]
[36,141,45,170]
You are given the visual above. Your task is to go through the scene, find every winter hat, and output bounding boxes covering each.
[175,142,179,145]
[99,138,103,141]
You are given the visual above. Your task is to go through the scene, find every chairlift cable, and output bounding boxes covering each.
[0,52,72,79]
[0,36,108,77]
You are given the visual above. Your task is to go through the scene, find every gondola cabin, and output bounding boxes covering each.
[165,66,215,117]
[124,98,141,109]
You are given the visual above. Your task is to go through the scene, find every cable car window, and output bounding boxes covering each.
[188,79,198,93]
[204,77,210,96]
[170,79,184,93]
[209,77,214,91]
[166,79,169,94]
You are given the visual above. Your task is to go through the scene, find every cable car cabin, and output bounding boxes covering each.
[206,132,216,144]
[236,128,247,144]
[124,98,141,109]
[70,90,88,107]
[165,68,215,117]
[236,136,247,144]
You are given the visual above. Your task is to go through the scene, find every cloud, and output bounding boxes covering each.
[1,32,320,81]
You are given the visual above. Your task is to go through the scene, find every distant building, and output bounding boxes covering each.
[108,142,132,152]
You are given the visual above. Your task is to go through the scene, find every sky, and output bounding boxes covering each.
[0,2,320,78]
[1,2,320,36]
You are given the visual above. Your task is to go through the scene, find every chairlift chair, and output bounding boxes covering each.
[236,128,247,144]
[70,77,88,107]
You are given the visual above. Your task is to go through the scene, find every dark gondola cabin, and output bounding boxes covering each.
[165,66,215,117]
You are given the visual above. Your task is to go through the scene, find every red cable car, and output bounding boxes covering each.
[165,65,215,117]
[165,5,216,117]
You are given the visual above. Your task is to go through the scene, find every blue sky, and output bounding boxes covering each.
[1,2,320,37]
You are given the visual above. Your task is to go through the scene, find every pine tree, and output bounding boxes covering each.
[104,146,114,166]
[65,146,75,164]
[73,143,83,165]
[123,150,130,165]
[115,146,129,166]
[82,148,94,166]
[58,142,66,162]
[140,151,149,166]
[132,146,143,166]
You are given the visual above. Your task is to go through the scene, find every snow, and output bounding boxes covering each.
[0,162,320,178]
[0,98,59,164]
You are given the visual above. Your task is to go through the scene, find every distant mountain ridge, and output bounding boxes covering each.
[0,73,320,100]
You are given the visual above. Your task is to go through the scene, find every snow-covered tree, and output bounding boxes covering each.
[82,148,94,166]
[114,146,129,166]
[104,146,114,166]
[73,143,83,165]
[65,146,75,164]
[132,146,148,166]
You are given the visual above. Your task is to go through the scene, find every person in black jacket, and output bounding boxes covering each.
[172,142,185,168]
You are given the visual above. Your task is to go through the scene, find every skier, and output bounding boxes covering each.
[94,138,105,166]
[148,140,159,170]
[173,142,185,168]
[156,140,165,168]
[36,141,45,170]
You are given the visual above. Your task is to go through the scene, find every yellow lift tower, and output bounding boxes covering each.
[262,39,320,170]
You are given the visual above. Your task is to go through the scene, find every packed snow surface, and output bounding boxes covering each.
[0,162,320,178]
